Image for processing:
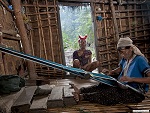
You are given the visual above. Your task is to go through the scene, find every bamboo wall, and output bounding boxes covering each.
[0,1,22,75]
[22,0,65,77]
[91,0,150,70]
[1,0,150,77]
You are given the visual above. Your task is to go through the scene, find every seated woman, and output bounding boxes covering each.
[73,35,100,72]
[70,37,150,105]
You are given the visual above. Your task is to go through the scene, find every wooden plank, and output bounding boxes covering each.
[63,85,77,106]
[11,86,37,113]
[47,86,64,108]
[30,95,48,113]
[0,87,24,113]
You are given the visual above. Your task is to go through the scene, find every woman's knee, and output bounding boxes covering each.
[93,60,100,67]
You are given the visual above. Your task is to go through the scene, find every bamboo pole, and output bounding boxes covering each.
[110,0,119,40]
[11,0,37,80]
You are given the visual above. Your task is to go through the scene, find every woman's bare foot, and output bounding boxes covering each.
[72,92,80,102]
[69,83,84,102]
[69,83,80,94]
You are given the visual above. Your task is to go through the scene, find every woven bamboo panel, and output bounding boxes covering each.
[0,1,22,75]
[92,0,150,70]
[0,1,17,36]
[1,39,22,75]
[22,0,65,77]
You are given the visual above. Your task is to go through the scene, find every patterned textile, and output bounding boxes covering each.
[81,84,145,106]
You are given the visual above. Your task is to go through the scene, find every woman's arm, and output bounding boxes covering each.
[101,67,122,76]
[120,72,150,84]
[109,67,122,75]
[88,54,92,63]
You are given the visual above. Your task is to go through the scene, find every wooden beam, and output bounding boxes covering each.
[11,0,37,80]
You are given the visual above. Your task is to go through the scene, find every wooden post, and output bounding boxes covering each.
[110,0,119,40]
[11,0,37,80]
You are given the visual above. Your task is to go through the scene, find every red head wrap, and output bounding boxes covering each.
[78,35,87,43]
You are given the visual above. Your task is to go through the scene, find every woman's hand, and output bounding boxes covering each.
[101,68,110,75]
[119,76,133,82]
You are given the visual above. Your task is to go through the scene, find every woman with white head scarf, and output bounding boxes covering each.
[70,37,150,106]
[117,37,148,61]
[108,37,150,89]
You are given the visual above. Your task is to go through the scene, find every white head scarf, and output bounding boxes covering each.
[117,37,148,62]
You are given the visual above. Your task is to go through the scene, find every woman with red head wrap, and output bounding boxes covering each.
[73,35,100,72]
